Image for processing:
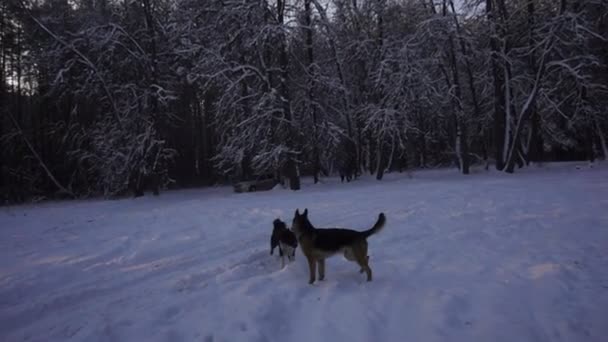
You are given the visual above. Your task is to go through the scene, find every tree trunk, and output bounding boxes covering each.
[142,0,160,196]
[0,2,5,193]
[192,86,202,180]
[595,118,608,159]
[305,0,320,184]
[375,0,389,179]
[375,138,385,180]
[446,0,470,174]
[586,126,595,163]
[487,0,507,170]
[368,136,377,174]
[203,90,216,182]
[528,109,544,163]
[420,135,427,168]
[524,0,544,165]
[450,0,479,172]
[502,51,513,167]
[503,37,550,173]
[580,86,595,163]
[278,0,300,190]
[16,26,22,129]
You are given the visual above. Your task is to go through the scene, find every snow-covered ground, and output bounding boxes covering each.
[1,162,608,342]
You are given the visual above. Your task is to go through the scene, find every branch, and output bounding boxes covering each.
[7,111,74,198]
[19,0,124,131]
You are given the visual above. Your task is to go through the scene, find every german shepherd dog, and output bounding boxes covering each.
[270,218,298,268]
[291,209,386,284]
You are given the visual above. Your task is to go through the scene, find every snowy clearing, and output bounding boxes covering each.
[1,163,608,342]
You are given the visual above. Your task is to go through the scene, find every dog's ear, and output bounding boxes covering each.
[303,208,308,217]
[295,209,300,217]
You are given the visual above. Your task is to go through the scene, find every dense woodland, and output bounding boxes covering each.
[1,0,607,203]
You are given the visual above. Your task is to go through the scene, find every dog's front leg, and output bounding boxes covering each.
[279,246,285,268]
[306,255,316,284]
[317,259,325,281]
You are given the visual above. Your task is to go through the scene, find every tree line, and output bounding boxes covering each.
[1,0,606,203]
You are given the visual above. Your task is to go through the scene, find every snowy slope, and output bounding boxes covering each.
[1,163,608,342]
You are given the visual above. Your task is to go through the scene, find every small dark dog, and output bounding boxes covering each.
[270,218,298,268]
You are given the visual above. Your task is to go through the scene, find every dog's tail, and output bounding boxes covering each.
[361,212,386,239]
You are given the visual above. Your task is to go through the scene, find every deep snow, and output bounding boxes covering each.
[1,162,608,342]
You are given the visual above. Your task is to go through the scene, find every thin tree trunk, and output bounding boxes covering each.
[580,86,596,163]
[488,0,507,170]
[526,0,543,164]
[502,49,512,164]
[143,0,160,195]
[428,0,437,14]
[446,0,470,174]
[529,109,543,162]
[420,135,427,168]
[450,1,482,165]
[595,118,608,159]
[193,87,201,180]
[368,135,376,174]
[278,0,300,190]
[0,3,6,192]
[16,27,22,127]
[374,0,388,179]
[203,90,216,182]
[375,138,385,180]
[386,136,395,172]
[586,127,595,163]
[305,0,320,184]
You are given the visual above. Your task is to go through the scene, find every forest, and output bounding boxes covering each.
[1,0,607,202]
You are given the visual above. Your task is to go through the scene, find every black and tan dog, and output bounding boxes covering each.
[270,218,298,268]
[291,209,386,284]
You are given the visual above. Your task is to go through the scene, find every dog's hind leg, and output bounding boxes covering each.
[285,246,295,262]
[354,244,372,281]
[317,259,325,281]
[359,256,369,273]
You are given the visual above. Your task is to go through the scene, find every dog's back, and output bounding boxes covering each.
[278,227,297,247]
[294,212,385,250]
